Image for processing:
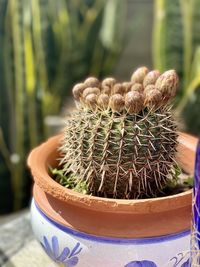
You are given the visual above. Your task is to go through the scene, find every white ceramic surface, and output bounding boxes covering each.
[31,199,190,267]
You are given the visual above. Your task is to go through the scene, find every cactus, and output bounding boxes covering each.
[60,67,179,199]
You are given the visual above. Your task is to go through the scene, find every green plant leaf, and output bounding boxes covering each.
[100,0,125,51]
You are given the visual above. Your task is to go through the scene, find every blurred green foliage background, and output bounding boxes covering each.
[1,0,200,214]
[0,0,126,213]
[153,0,200,133]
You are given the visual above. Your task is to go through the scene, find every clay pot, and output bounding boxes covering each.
[28,132,197,267]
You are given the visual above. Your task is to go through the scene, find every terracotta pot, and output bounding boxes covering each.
[28,132,197,267]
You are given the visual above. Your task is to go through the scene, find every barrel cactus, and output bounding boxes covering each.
[60,67,179,199]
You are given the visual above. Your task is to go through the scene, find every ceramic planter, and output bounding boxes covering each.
[191,139,200,265]
[28,132,197,267]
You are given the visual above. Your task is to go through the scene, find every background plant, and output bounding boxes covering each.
[0,0,126,213]
[153,0,200,134]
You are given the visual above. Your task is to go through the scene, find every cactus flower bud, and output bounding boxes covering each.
[101,85,111,95]
[112,83,126,95]
[72,83,86,100]
[125,91,144,114]
[97,94,109,109]
[109,94,125,112]
[143,70,160,88]
[102,77,116,88]
[83,87,100,99]
[131,83,144,93]
[131,67,149,83]
[122,82,132,92]
[84,77,100,87]
[144,85,156,96]
[155,70,179,100]
[144,89,162,108]
[85,93,97,109]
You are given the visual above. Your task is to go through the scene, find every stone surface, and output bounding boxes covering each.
[2,240,55,267]
[0,211,54,267]
[0,211,56,267]
[0,212,33,266]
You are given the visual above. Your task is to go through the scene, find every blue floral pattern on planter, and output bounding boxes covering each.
[41,235,82,266]
[167,252,190,267]
[180,258,189,267]
[124,257,190,267]
[124,260,157,267]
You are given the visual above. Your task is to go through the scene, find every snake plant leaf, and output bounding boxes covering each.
[100,0,125,51]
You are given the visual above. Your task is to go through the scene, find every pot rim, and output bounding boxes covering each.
[27,132,196,214]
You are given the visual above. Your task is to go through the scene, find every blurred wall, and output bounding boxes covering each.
[114,0,153,79]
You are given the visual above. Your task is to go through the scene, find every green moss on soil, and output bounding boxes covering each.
[50,165,193,198]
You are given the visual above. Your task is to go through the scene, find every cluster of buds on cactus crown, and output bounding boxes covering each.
[72,67,179,113]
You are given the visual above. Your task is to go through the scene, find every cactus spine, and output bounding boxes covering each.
[60,67,179,199]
